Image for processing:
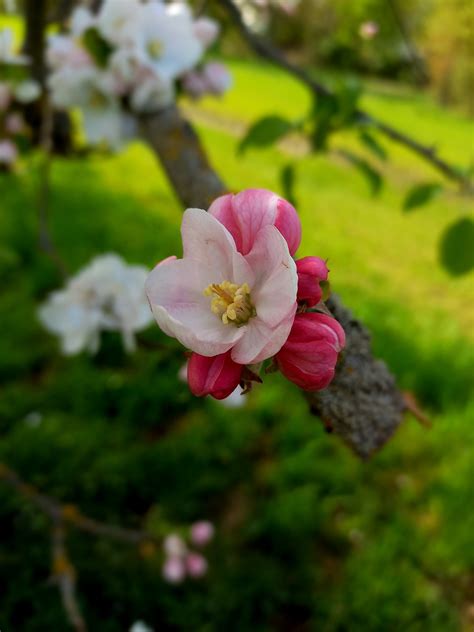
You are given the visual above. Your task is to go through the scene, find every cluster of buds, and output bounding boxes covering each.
[46,0,231,148]
[0,29,41,171]
[162,521,214,584]
[145,189,345,399]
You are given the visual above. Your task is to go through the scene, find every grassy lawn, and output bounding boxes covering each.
[0,50,473,630]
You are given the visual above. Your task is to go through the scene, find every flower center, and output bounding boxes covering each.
[204,281,256,326]
[147,40,163,59]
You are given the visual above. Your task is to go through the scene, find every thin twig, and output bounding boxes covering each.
[386,0,428,85]
[51,521,88,632]
[0,462,160,630]
[220,0,470,188]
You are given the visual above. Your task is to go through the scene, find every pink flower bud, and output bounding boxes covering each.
[296,257,329,308]
[162,556,186,584]
[209,189,302,256]
[276,313,345,391]
[194,17,220,48]
[202,62,232,96]
[0,139,18,165]
[187,351,243,400]
[186,552,208,578]
[0,82,11,111]
[5,112,24,134]
[181,71,208,99]
[190,521,215,547]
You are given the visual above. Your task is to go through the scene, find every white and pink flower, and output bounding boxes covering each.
[145,205,298,365]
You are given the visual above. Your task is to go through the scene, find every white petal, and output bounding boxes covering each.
[146,257,244,356]
[231,309,296,365]
[246,225,297,327]
[181,208,253,285]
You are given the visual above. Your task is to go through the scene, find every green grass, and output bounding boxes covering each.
[0,54,473,631]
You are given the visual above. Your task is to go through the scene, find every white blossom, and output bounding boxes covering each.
[14,79,41,103]
[38,254,153,355]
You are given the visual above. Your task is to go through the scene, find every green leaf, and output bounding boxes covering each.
[336,77,362,126]
[280,163,297,207]
[403,182,443,211]
[339,150,383,196]
[358,130,387,161]
[238,115,294,154]
[439,217,474,276]
[82,27,113,68]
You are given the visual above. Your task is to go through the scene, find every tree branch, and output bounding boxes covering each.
[220,0,469,188]
[0,462,160,630]
[139,106,227,208]
[139,104,407,457]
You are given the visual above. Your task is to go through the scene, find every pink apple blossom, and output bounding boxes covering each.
[186,552,208,578]
[0,139,18,165]
[163,534,187,557]
[276,313,345,391]
[145,207,297,364]
[181,71,208,99]
[188,351,243,399]
[162,556,186,584]
[208,188,302,256]
[296,256,329,308]
[193,17,219,48]
[5,113,24,135]
[190,521,215,547]
[202,62,232,96]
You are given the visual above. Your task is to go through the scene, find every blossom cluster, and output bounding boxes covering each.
[162,521,214,584]
[0,28,41,170]
[47,0,231,148]
[38,254,153,355]
[146,189,345,398]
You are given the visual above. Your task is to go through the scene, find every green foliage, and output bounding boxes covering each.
[279,162,297,207]
[238,115,294,154]
[0,58,473,631]
[358,129,388,161]
[403,182,443,211]
[339,149,383,195]
[439,217,474,276]
[82,27,113,68]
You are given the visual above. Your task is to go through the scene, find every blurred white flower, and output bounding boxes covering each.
[47,35,92,71]
[0,28,29,65]
[38,254,153,355]
[0,139,18,165]
[130,73,174,113]
[129,622,154,632]
[69,6,96,37]
[23,411,43,428]
[163,533,187,557]
[14,79,41,103]
[97,0,143,46]
[133,2,203,82]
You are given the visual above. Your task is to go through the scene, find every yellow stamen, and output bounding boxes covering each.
[204,281,256,326]
[147,40,163,59]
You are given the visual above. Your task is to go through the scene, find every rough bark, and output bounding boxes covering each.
[139,105,406,458]
[307,295,405,458]
[139,106,227,209]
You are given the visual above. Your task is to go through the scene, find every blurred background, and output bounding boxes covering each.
[0,0,473,630]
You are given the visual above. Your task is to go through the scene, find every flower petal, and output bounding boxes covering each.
[145,257,244,356]
[246,225,297,328]
[231,308,296,364]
